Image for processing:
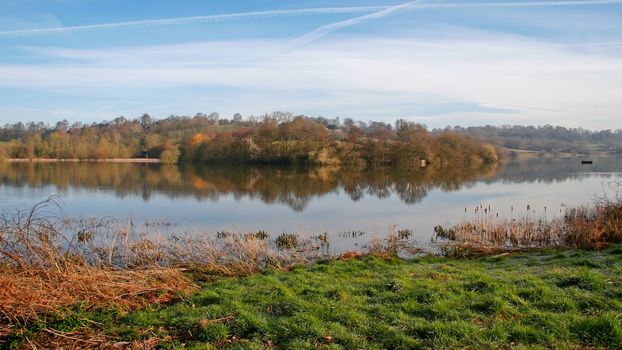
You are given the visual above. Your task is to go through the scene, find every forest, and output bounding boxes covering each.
[445,124,622,154]
[0,112,500,168]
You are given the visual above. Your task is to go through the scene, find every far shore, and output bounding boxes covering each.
[507,148,616,159]
[7,158,162,163]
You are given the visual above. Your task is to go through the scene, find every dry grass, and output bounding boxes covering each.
[563,196,622,247]
[0,198,195,344]
[8,158,162,163]
[0,265,193,326]
[18,327,170,350]
[435,183,622,255]
[436,242,534,258]
[0,198,415,347]
[153,231,321,279]
[0,197,345,344]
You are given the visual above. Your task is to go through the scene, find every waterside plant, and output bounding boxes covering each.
[434,183,622,256]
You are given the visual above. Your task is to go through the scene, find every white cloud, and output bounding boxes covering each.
[2,32,622,129]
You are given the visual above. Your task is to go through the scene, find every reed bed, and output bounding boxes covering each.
[0,198,195,346]
[435,184,622,256]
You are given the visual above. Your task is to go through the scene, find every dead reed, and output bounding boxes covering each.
[0,265,192,326]
[0,195,419,347]
[0,197,196,342]
[435,183,622,255]
[1,197,414,343]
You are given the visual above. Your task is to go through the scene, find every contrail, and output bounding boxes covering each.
[293,0,425,46]
[0,6,386,36]
[417,0,622,9]
[1,1,620,37]
[293,0,622,46]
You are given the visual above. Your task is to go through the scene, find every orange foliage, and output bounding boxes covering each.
[188,133,208,147]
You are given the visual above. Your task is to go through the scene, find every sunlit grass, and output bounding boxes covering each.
[24,244,618,349]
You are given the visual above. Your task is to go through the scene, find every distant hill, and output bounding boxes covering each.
[435,125,622,154]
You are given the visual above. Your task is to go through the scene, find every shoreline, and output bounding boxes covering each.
[507,149,617,159]
[1,193,620,348]
[6,158,162,163]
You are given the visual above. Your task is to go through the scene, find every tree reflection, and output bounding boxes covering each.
[0,161,505,211]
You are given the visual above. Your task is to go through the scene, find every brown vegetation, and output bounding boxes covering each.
[0,198,195,345]
[435,183,622,255]
[178,116,500,167]
[0,197,344,341]
[0,113,500,167]
[0,161,500,212]
[0,266,192,328]
[7,158,162,163]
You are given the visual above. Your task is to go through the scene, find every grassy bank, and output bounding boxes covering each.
[6,245,621,349]
[2,194,621,348]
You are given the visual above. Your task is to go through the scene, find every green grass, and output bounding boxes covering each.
[9,246,622,349]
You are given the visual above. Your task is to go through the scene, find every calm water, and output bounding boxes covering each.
[1,156,621,252]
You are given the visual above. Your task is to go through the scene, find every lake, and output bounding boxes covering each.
[1,156,621,252]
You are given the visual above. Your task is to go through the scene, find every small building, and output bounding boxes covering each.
[327,119,340,130]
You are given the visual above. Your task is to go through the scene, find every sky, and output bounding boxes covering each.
[1,0,621,130]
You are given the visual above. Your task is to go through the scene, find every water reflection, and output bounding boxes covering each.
[0,162,501,211]
[2,157,621,251]
[0,156,620,212]
[492,156,622,184]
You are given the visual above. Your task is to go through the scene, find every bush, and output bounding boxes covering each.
[160,145,181,164]
[0,147,7,162]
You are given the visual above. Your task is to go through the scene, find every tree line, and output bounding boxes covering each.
[442,125,622,154]
[0,112,500,167]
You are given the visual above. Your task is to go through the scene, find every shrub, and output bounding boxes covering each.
[160,145,181,164]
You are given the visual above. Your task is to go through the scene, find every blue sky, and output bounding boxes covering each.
[1,0,621,129]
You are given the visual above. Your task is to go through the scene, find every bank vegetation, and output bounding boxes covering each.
[1,189,620,348]
[0,113,499,167]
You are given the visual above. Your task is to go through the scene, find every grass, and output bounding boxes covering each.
[0,197,402,346]
[6,245,620,349]
[2,194,621,348]
[0,197,197,348]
